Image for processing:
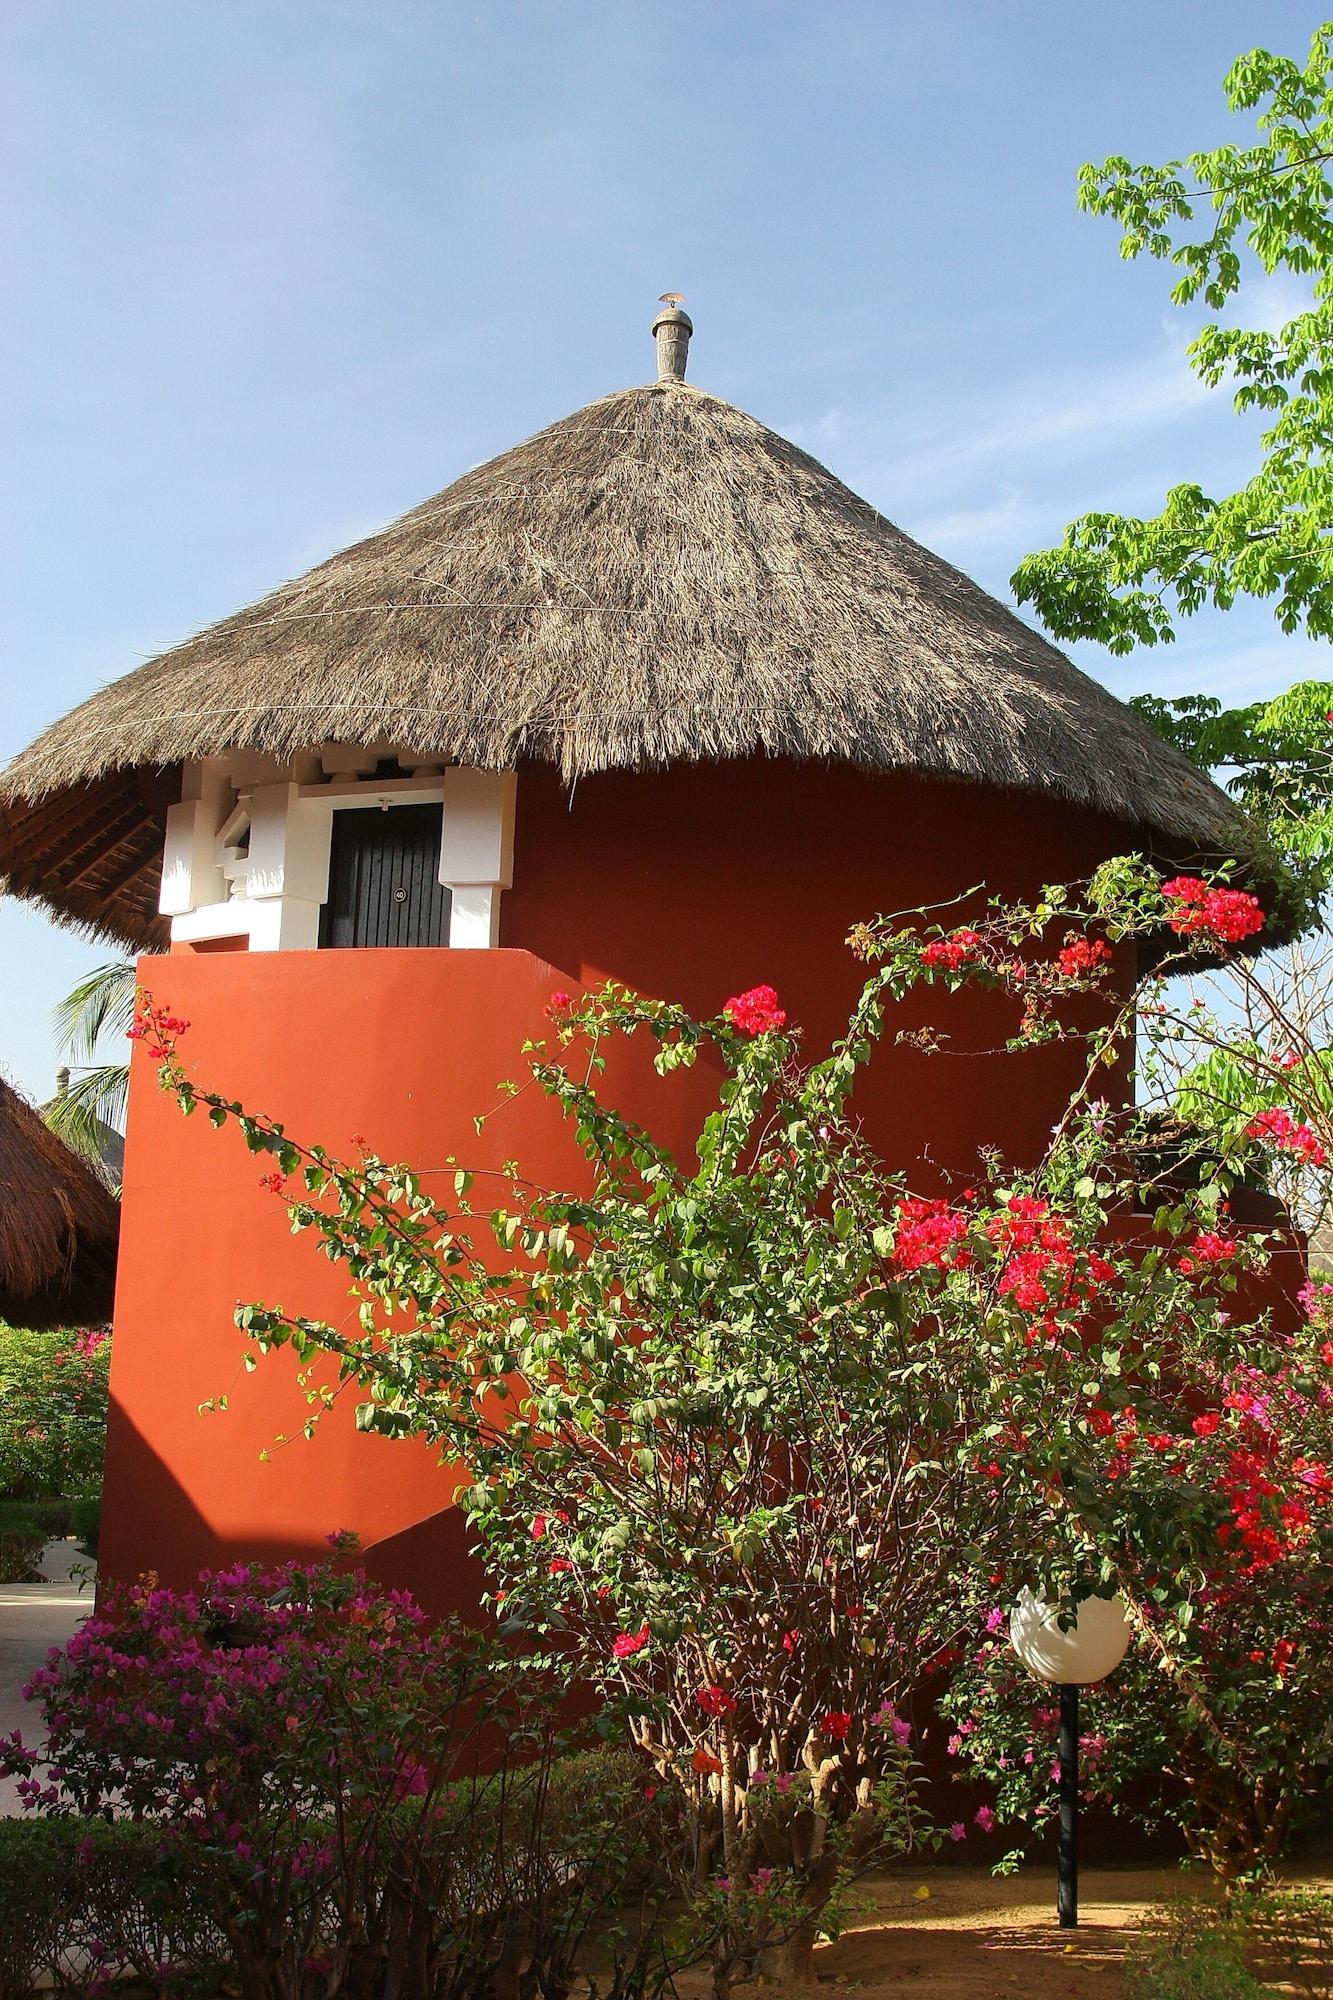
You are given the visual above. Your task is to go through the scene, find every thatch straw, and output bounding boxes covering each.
[0,378,1279,946]
[0,1079,119,1329]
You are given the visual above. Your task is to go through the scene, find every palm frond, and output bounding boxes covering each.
[52,960,137,1064]
[44,1066,129,1184]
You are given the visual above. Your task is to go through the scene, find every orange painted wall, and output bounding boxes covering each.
[104,758,1156,1604]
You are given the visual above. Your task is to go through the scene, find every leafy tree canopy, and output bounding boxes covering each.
[1012,25,1333,653]
[1131,679,1333,893]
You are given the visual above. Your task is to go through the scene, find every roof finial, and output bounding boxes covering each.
[653,293,693,382]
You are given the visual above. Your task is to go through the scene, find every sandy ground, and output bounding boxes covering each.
[797,1863,1168,1999]
[0,1538,94,1814]
[667,1855,1332,1999]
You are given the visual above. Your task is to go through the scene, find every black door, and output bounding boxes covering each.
[319,804,452,949]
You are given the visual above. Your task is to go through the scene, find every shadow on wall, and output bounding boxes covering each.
[97,1395,487,1619]
[360,1508,487,1621]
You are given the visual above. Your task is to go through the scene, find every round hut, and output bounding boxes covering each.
[0,1079,119,1331]
[0,309,1275,1599]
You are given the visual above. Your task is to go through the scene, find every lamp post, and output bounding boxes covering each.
[1008,1588,1131,1929]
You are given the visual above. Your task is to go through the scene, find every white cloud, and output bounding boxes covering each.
[854,339,1216,509]
[907,486,1044,566]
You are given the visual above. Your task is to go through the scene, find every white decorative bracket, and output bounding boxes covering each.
[440,768,517,949]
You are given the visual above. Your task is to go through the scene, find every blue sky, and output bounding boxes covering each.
[3,1,1329,1104]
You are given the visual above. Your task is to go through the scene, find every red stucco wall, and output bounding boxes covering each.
[104,759,1153,1603]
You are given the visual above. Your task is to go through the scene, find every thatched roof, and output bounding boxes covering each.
[0,1079,119,1329]
[0,373,1282,947]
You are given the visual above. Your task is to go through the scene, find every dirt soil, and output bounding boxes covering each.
[667,1857,1330,1999]
[799,1863,1166,1998]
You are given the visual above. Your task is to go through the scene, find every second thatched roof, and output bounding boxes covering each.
[0,1079,119,1330]
[0,374,1279,947]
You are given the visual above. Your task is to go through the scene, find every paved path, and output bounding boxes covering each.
[0,1540,96,1814]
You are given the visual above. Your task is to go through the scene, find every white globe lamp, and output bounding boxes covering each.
[1009,1587,1132,1686]
[1007,1588,1133,1930]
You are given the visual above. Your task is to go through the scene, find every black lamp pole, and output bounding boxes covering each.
[1057,1682,1078,1928]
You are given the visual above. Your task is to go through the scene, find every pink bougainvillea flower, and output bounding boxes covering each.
[974,1805,997,1833]
[723,984,787,1036]
[1246,1106,1327,1167]
[949,1822,966,1842]
[612,1624,651,1659]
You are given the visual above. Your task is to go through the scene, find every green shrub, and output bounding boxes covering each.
[70,1494,99,1557]
[0,1765,673,2000]
[0,1819,221,2000]
[1124,1901,1268,2000]
[0,1503,46,1584]
[1242,1886,1333,1999]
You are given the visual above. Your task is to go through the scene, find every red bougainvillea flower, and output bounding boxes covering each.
[921,928,982,971]
[547,1558,572,1575]
[1192,1412,1222,1438]
[258,1171,287,1195]
[1056,936,1113,980]
[1179,1231,1239,1276]
[889,1196,973,1273]
[1246,1106,1327,1167]
[696,1685,737,1718]
[545,990,572,1019]
[1161,876,1264,945]
[723,985,787,1036]
[530,1515,548,1539]
[612,1624,651,1659]
[822,1710,853,1742]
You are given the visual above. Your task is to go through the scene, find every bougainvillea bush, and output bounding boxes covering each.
[137,988,1017,1978]
[1,1553,673,2000]
[858,860,1333,1878]
[125,848,1333,1923]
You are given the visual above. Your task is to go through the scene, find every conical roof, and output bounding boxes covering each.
[0,1079,119,1329]
[0,374,1280,947]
